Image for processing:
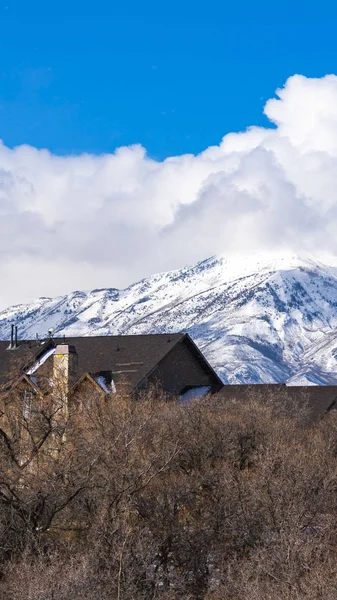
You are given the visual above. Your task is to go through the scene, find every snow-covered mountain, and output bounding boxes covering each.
[2,253,337,385]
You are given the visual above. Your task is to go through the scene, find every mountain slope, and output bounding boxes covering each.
[2,253,337,384]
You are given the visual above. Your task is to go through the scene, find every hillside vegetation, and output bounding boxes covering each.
[0,389,336,599]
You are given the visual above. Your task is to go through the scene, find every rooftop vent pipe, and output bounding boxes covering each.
[8,324,18,350]
[10,324,14,349]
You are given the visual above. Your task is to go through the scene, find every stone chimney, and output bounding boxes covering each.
[53,345,78,403]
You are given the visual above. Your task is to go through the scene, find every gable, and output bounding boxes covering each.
[145,336,222,395]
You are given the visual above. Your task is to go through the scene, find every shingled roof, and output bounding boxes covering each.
[60,333,188,388]
[0,332,222,392]
[0,339,47,387]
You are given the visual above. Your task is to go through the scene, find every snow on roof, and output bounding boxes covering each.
[26,347,55,375]
[179,386,211,403]
[94,375,116,395]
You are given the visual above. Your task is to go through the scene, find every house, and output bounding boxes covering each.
[2,327,335,424]
[216,383,337,423]
[0,330,223,408]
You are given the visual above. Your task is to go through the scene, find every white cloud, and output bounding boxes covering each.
[2,73,337,308]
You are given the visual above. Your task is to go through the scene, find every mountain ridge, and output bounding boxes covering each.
[2,253,337,385]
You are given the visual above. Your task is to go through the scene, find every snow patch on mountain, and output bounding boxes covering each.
[2,252,337,384]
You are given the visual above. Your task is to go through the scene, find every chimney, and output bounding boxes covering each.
[53,345,78,403]
[14,325,18,349]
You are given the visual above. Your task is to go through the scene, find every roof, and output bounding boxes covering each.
[62,333,187,388]
[70,371,116,396]
[0,339,49,387]
[216,384,337,422]
[0,333,199,391]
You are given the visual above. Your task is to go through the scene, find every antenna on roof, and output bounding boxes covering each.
[63,334,66,343]
[14,325,18,348]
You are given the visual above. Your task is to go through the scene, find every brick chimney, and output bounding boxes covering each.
[53,345,78,402]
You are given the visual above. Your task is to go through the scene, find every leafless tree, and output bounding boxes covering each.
[0,385,336,599]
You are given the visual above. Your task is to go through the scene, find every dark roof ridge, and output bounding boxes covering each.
[52,332,184,340]
[183,333,223,387]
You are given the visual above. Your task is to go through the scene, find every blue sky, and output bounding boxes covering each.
[3,1,337,307]
[1,0,337,159]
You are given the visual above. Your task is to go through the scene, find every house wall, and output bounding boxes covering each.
[148,339,218,396]
[1,380,44,463]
